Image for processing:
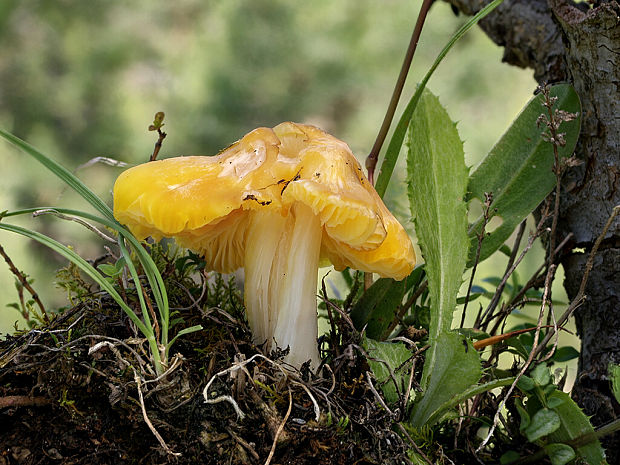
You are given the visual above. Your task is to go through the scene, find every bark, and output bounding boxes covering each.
[444,0,620,458]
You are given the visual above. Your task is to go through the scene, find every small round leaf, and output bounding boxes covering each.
[525,408,560,442]
[544,443,575,465]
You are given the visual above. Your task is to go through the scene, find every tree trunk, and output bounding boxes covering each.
[444,0,620,458]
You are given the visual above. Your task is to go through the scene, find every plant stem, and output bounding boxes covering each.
[0,243,49,323]
[149,111,167,162]
[365,0,433,184]
[462,193,494,328]
[487,233,572,335]
[532,205,620,359]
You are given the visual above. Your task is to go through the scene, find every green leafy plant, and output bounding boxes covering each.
[0,129,202,375]
[335,0,608,457]
[406,87,481,426]
[1,1,613,461]
[500,364,606,465]
[466,84,581,265]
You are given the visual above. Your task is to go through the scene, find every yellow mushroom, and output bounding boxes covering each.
[113,122,415,369]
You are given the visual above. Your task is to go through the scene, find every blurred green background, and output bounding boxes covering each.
[2,0,569,363]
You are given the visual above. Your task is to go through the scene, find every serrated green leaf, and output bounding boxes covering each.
[466,84,581,265]
[526,408,561,441]
[547,395,566,409]
[609,363,620,404]
[424,375,514,426]
[363,337,411,404]
[544,443,576,465]
[409,332,481,426]
[547,391,607,465]
[407,88,469,395]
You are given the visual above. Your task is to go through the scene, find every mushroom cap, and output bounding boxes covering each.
[113,122,415,279]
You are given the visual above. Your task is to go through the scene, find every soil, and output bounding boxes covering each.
[0,270,413,465]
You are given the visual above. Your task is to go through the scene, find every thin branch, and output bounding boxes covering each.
[226,427,260,461]
[477,263,556,452]
[476,214,545,330]
[0,243,48,322]
[532,205,619,359]
[149,112,167,162]
[397,423,434,465]
[264,387,292,465]
[488,232,573,335]
[365,371,395,417]
[133,369,181,456]
[365,0,434,184]
[321,276,340,359]
[462,192,495,328]
[385,279,428,336]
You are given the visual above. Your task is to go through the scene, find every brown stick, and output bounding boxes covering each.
[532,205,620,359]
[0,395,50,409]
[462,192,496,328]
[472,325,555,350]
[149,112,167,162]
[365,0,434,184]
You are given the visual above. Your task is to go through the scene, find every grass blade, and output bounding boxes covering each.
[0,129,115,222]
[0,223,152,340]
[5,207,170,333]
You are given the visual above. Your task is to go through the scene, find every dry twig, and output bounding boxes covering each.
[462,192,495,327]
[264,387,293,465]
[0,243,48,322]
[149,112,167,162]
[477,262,557,452]
[533,205,620,358]
[133,369,181,457]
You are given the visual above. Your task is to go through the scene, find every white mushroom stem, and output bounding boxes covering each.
[244,203,321,369]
